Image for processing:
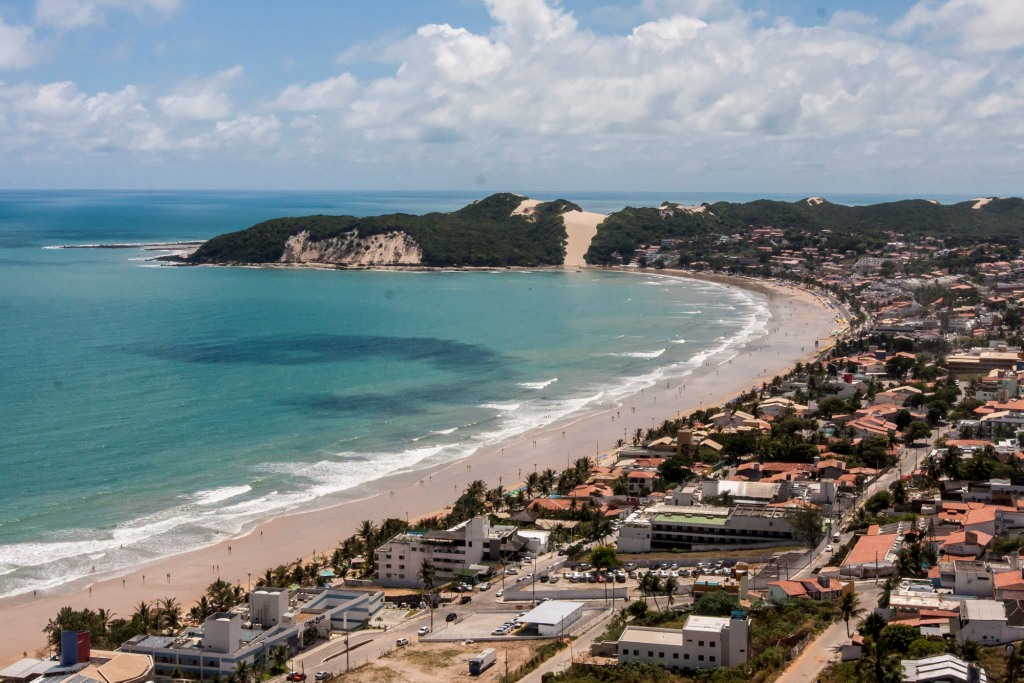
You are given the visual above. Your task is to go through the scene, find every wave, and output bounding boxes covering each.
[671,339,686,344]
[432,427,459,435]
[481,402,521,412]
[518,378,558,390]
[192,485,253,506]
[613,349,666,359]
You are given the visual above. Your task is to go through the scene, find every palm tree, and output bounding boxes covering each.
[132,601,152,632]
[233,660,250,683]
[159,597,182,631]
[525,471,541,498]
[356,520,377,571]
[418,558,437,632]
[632,428,644,446]
[96,608,115,637]
[663,576,678,609]
[271,645,288,673]
[540,468,557,495]
[838,591,863,637]
[465,479,487,502]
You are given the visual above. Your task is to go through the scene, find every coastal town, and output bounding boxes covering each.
[7,212,1024,683]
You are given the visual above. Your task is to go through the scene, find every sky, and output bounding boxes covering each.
[0,0,1022,194]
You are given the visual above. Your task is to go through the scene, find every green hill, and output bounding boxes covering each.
[584,196,1024,264]
[188,193,581,267]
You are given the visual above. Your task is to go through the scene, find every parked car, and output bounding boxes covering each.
[478,582,491,591]
[825,544,833,552]
[446,612,458,622]
[460,595,472,604]
[396,638,409,647]
[314,672,329,681]
[286,673,306,682]
[549,576,559,584]
[496,590,503,598]
[418,626,431,636]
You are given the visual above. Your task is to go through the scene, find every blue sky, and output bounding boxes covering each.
[0,0,1022,194]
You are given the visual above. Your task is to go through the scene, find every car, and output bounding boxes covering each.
[506,568,518,575]
[557,548,566,556]
[286,673,306,682]
[548,576,559,584]
[825,544,834,552]
[526,572,534,579]
[539,597,551,603]
[460,595,472,604]
[396,638,409,647]
[615,573,626,583]
[596,574,606,583]
[418,626,431,636]
[563,571,572,579]
[398,602,407,609]
[492,627,507,636]
[496,590,503,598]
[478,582,491,591]
[587,574,597,583]
[446,612,458,622]
[679,569,690,577]
[628,570,637,579]
[540,574,549,583]
[314,672,329,681]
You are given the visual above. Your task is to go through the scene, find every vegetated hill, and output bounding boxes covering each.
[189,193,581,267]
[584,196,1024,264]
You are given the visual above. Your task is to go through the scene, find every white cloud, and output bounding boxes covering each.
[35,0,180,31]
[893,0,1024,52]
[269,73,358,112]
[158,66,241,120]
[0,18,41,70]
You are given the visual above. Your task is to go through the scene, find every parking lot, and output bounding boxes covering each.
[423,610,531,641]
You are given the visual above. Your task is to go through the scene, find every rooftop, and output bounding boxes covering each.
[521,600,584,626]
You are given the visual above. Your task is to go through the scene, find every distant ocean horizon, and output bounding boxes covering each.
[0,188,966,599]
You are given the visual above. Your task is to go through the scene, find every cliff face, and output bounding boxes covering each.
[280,230,422,266]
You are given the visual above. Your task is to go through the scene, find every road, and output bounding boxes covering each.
[774,583,880,683]
[520,608,615,683]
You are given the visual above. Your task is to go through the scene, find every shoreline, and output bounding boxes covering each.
[0,269,846,665]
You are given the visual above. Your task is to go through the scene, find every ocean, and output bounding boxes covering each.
[0,189,970,598]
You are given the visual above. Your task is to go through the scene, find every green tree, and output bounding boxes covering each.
[589,545,621,570]
[417,558,437,632]
[692,591,739,617]
[889,480,908,506]
[838,591,863,637]
[790,505,826,547]
[904,421,932,445]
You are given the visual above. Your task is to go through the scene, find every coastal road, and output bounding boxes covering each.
[775,583,880,683]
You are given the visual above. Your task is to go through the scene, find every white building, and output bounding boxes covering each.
[902,654,988,683]
[617,613,750,672]
[616,504,798,553]
[120,587,383,678]
[955,599,1024,646]
[519,601,584,637]
[375,516,528,587]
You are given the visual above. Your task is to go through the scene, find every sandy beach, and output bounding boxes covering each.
[0,272,846,665]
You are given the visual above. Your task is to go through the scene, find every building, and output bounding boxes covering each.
[955,599,1024,645]
[375,516,528,587]
[901,654,987,683]
[0,645,152,683]
[767,576,850,604]
[840,532,899,578]
[120,587,383,678]
[519,601,584,637]
[946,346,1023,378]
[617,612,750,672]
[616,504,799,553]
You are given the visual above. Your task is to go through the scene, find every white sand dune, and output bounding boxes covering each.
[513,197,605,268]
[972,197,995,209]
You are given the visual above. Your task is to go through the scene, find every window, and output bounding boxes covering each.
[710,641,715,647]
[699,655,704,661]
[699,640,704,647]
[672,653,679,659]
[634,649,639,656]
[648,651,653,658]
[659,652,664,658]
[710,656,716,662]
[684,654,690,660]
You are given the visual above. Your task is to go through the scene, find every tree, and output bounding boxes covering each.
[894,409,913,431]
[417,558,437,632]
[589,545,621,570]
[233,660,250,683]
[790,505,826,547]
[356,520,378,569]
[904,421,932,445]
[692,590,739,617]
[271,645,288,673]
[889,479,908,506]
[838,591,864,637]
[662,576,678,608]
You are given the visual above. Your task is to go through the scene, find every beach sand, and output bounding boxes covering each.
[0,273,846,665]
[562,210,605,268]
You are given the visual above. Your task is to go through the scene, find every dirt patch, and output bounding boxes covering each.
[342,640,551,683]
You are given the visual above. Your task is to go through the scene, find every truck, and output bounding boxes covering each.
[469,648,497,676]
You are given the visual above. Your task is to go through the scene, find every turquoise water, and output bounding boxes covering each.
[0,189,958,598]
